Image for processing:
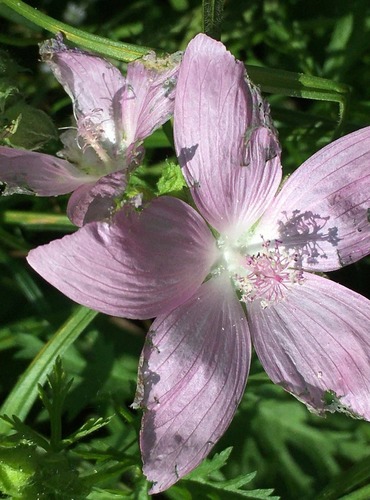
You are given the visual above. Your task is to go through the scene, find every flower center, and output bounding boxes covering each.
[78,116,113,168]
[216,236,304,308]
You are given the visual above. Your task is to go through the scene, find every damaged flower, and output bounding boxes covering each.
[0,35,179,226]
[26,34,370,492]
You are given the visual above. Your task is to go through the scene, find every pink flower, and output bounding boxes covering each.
[0,35,179,226]
[27,34,370,493]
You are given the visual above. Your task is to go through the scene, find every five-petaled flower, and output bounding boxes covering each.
[26,34,370,493]
[0,35,179,226]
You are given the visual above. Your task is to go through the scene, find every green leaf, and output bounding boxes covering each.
[0,414,50,450]
[0,317,48,352]
[232,381,370,499]
[339,485,370,500]
[37,358,74,451]
[0,306,98,433]
[182,448,279,499]
[124,165,156,201]
[0,246,49,315]
[12,333,45,360]
[63,416,113,447]
[0,226,28,251]
[169,0,189,12]
[0,81,17,114]
[143,128,171,149]
[3,101,58,150]
[246,66,350,131]
[81,462,136,489]
[317,455,370,500]
[156,161,187,195]
[0,49,19,112]
[21,450,91,499]
[0,442,39,497]
[187,447,233,479]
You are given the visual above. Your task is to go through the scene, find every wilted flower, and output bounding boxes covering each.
[27,34,370,493]
[0,35,179,226]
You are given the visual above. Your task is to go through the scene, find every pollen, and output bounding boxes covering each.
[234,239,304,307]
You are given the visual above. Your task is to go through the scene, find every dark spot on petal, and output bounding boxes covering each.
[178,144,198,166]
[174,434,183,444]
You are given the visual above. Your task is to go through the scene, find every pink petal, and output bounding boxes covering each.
[0,147,94,195]
[258,126,370,271]
[66,170,128,226]
[249,272,370,419]
[135,274,251,493]
[122,53,180,146]
[40,36,126,146]
[40,37,178,184]
[174,34,281,235]
[27,197,218,319]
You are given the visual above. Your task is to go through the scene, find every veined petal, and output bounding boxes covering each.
[66,170,128,226]
[122,53,180,146]
[40,36,126,146]
[175,33,250,186]
[27,197,218,319]
[174,33,281,235]
[258,127,370,271]
[0,147,94,195]
[249,272,370,420]
[135,274,251,493]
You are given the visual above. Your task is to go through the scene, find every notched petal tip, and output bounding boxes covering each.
[321,390,362,419]
[141,49,183,73]
[283,380,364,420]
[175,33,282,233]
[39,33,73,60]
[251,273,370,423]
[123,50,180,145]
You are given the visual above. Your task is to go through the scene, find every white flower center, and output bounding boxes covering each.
[216,234,304,308]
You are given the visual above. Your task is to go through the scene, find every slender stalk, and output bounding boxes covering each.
[202,0,224,40]
[247,65,350,133]
[3,211,75,232]
[0,306,98,433]
[0,0,150,61]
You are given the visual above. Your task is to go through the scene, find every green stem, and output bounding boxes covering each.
[247,65,351,133]
[0,306,98,433]
[2,211,75,232]
[202,0,224,40]
[0,0,150,61]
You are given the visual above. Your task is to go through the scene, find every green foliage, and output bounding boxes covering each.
[0,306,98,428]
[0,358,143,498]
[0,50,19,111]
[0,50,57,149]
[180,447,279,499]
[2,101,57,150]
[219,375,370,499]
[156,161,187,196]
[317,454,370,499]
[124,165,157,202]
